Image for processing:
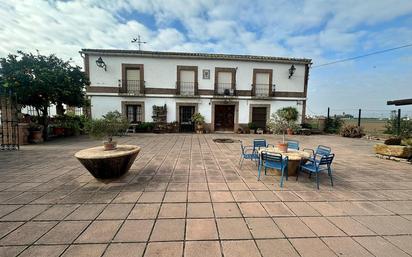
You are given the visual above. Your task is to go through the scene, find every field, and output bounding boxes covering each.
[343,118,388,135]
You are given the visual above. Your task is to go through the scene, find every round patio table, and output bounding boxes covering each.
[258,146,311,176]
[75,145,140,179]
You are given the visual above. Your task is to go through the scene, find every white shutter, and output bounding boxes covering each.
[180,70,195,82]
[126,69,140,81]
[256,73,269,84]
[218,72,232,84]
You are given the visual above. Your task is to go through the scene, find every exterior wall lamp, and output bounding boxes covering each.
[96,57,107,71]
[288,64,296,79]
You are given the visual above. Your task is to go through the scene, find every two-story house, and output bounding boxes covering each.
[80,49,311,132]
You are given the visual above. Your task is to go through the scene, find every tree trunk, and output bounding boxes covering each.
[40,107,49,141]
[56,102,65,116]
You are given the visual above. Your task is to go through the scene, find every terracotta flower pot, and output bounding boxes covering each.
[277,143,288,153]
[30,130,43,143]
[103,141,117,151]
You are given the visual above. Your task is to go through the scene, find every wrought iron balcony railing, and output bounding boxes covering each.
[216,83,235,95]
[179,81,196,96]
[120,80,142,95]
[254,83,270,97]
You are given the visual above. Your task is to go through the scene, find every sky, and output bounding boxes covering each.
[1,0,412,117]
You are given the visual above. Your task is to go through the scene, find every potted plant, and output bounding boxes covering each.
[85,111,129,150]
[248,122,257,134]
[28,122,43,143]
[192,113,205,134]
[278,107,299,135]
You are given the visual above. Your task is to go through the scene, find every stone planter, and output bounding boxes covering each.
[75,145,140,179]
[374,144,412,159]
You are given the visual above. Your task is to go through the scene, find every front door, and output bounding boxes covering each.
[214,105,235,131]
[252,107,267,130]
[179,106,195,132]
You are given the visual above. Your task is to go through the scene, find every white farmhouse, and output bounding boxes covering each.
[80,49,311,132]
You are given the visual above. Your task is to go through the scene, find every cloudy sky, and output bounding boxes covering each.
[1,0,412,117]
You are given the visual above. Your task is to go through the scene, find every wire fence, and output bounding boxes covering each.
[306,107,412,136]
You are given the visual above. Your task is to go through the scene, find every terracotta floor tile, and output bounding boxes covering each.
[37,221,89,244]
[19,245,67,257]
[274,217,316,238]
[187,203,214,218]
[210,192,234,202]
[61,244,106,257]
[290,238,337,257]
[158,203,186,218]
[113,220,154,242]
[221,240,261,257]
[354,236,410,257]
[256,239,300,257]
[128,204,161,219]
[144,242,183,257]
[184,241,221,257]
[384,235,412,255]
[97,204,134,219]
[245,218,284,238]
[213,202,242,217]
[216,218,252,239]
[327,217,375,236]
[65,204,106,220]
[103,243,145,257]
[262,202,294,217]
[238,202,269,217]
[187,192,210,202]
[76,220,122,243]
[232,191,257,202]
[186,219,218,240]
[150,219,185,241]
[322,237,373,257]
[301,217,346,236]
[0,221,56,245]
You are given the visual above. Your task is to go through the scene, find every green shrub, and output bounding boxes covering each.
[85,111,129,141]
[325,116,344,134]
[384,117,412,138]
[248,122,257,130]
[340,124,364,138]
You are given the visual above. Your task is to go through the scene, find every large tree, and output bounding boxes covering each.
[0,51,89,139]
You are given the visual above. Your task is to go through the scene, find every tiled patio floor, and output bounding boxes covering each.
[0,134,411,257]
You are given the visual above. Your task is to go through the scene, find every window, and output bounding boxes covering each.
[121,64,144,94]
[126,69,140,94]
[215,68,236,95]
[126,104,142,123]
[253,69,273,97]
[177,66,198,96]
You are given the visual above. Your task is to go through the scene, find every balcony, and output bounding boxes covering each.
[120,80,142,95]
[254,83,270,97]
[216,83,235,96]
[178,81,196,96]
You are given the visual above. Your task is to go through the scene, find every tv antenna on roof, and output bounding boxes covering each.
[131,35,147,50]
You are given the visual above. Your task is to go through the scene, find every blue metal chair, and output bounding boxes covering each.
[253,139,274,151]
[239,141,259,168]
[258,151,288,188]
[297,153,335,189]
[287,140,300,150]
[303,145,331,163]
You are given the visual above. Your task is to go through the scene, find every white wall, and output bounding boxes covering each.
[88,55,306,93]
[90,96,302,123]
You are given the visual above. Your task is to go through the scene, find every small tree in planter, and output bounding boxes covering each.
[277,107,299,135]
[86,111,129,150]
[192,113,205,133]
[267,111,289,152]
